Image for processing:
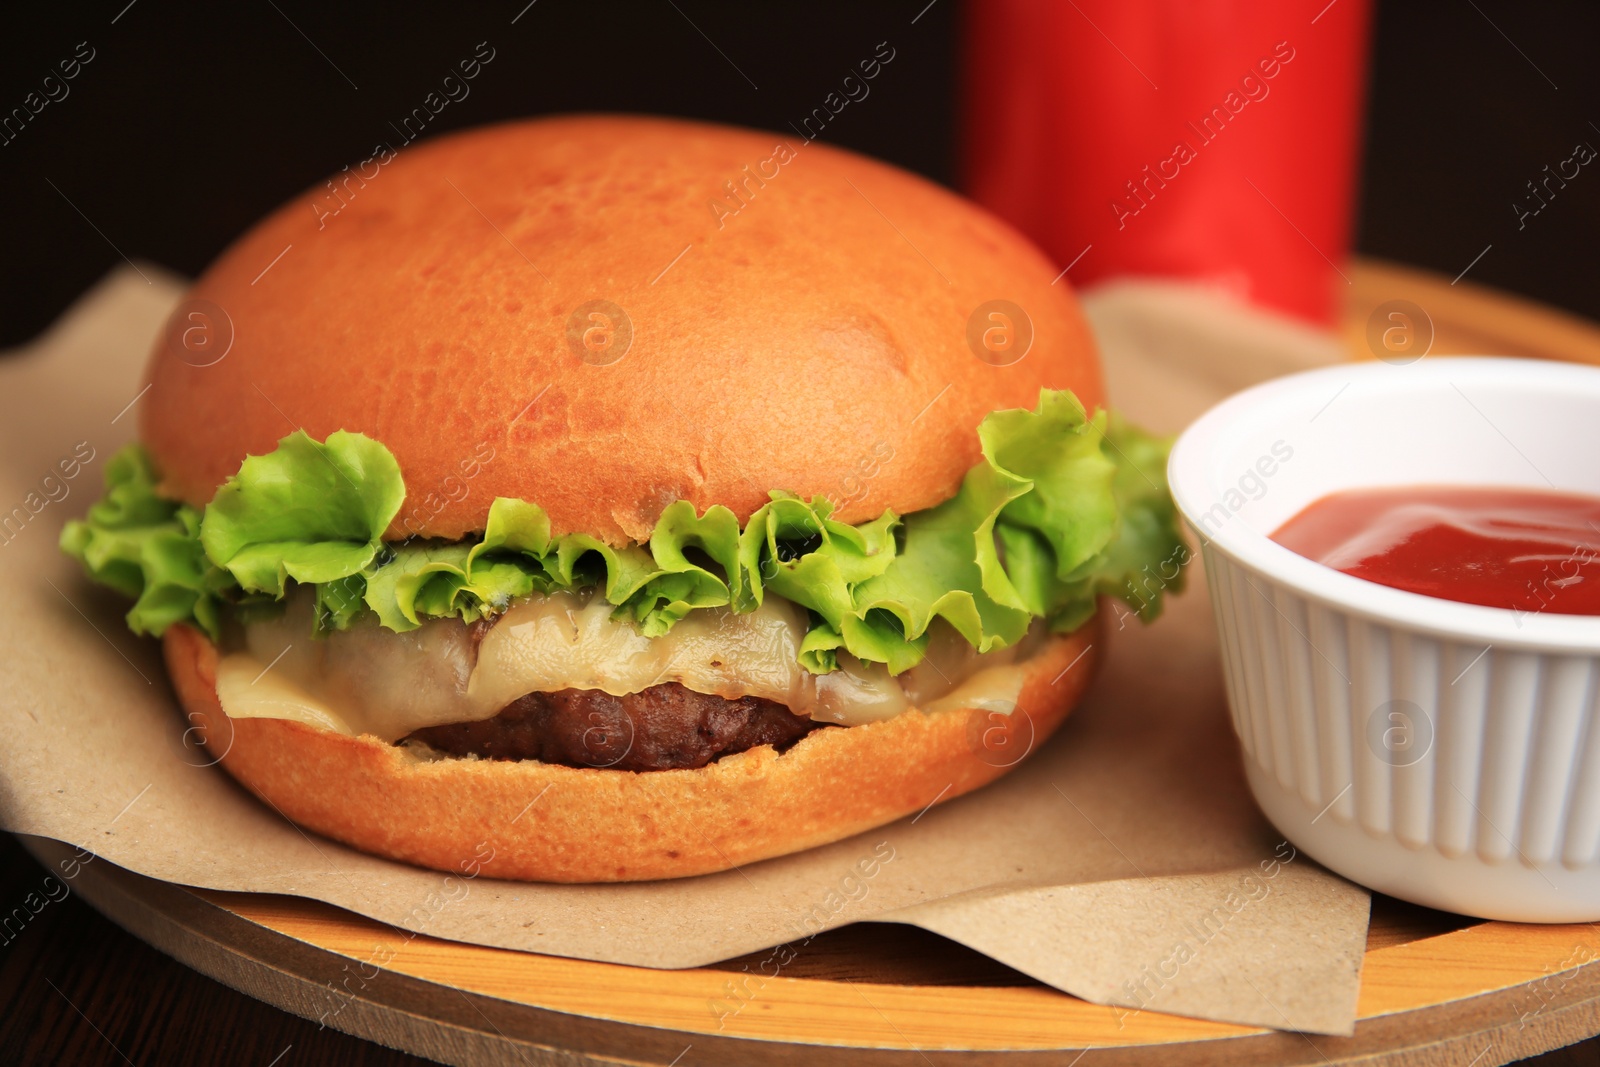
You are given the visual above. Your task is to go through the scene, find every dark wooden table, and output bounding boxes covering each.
[1,832,424,1066]
[2,832,1597,1066]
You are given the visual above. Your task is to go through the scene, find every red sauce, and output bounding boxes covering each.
[1271,486,1600,616]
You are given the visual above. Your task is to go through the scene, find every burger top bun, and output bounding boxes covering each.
[141,114,1103,544]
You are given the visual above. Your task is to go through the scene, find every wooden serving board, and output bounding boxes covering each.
[27,834,1600,1066]
[40,260,1600,1066]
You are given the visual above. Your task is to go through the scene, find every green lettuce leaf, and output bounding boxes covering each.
[59,390,1188,671]
[201,429,405,596]
[1093,413,1189,617]
[59,446,234,638]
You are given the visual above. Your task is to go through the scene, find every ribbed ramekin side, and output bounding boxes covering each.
[1347,614,1394,838]
[1477,652,1541,865]
[1563,678,1600,868]
[1249,571,1296,792]
[1272,580,1323,807]
[1307,599,1354,824]
[1434,642,1491,859]
[1519,655,1594,867]
[1205,546,1265,769]
[1202,541,1600,886]
[1390,628,1440,850]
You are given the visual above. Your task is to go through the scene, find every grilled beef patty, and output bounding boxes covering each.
[403,682,822,771]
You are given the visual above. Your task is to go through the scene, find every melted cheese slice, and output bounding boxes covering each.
[216,589,1036,740]
[468,592,821,712]
[215,653,356,734]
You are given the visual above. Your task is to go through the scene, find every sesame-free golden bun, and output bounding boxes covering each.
[139,114,1104,543]
[165,618,1100,882]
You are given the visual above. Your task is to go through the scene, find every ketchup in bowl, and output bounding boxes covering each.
[1272,486,1600,616]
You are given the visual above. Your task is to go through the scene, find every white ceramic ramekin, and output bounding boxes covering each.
[1169,357,1600,921]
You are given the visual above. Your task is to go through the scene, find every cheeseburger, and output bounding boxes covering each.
[61,115,1184,882]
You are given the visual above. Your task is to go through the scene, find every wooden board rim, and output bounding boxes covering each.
[29,835,1600,1067]
[193,883,1600,1049]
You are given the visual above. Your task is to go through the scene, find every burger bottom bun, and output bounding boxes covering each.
[163,614,1101,882]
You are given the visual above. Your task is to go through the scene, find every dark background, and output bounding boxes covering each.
[4,2,1600,1064]
[1,0,1599,350]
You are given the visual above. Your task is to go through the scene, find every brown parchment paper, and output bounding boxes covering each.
[0,267,1367,1035]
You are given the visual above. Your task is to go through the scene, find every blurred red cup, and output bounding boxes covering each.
[962,0,1372,327]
